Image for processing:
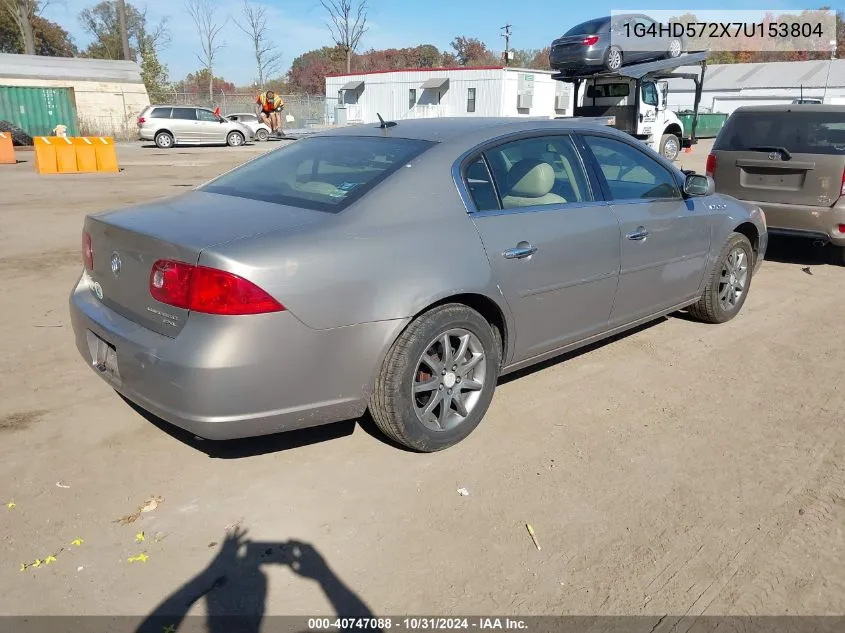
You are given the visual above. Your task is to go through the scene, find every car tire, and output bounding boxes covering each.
[154,131,174,149]
[688,232,754,324]
[666,38,683,59]
[226,131,245,147]
[370,303,501,452]
[604,46,623,71]
[659,133,680,161]
[830,245,845,267]
[256,128,269,141]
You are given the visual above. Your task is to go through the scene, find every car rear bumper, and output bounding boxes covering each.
[138,129,154,141]
[549,46,605,70]
[69,274,407,440]
[744,199,845,247]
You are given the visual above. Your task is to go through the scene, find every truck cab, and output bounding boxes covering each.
[553,51,709,162]
[578,76,684,160]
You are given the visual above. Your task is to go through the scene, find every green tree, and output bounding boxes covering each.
[450,36,498,66]
[78,0,168,60]
[1,1,75,55]
[139,36,169,101]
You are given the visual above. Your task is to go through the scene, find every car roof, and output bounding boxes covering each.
[732,104,845,113]
[310,117,625,146]
[145,105,211,110]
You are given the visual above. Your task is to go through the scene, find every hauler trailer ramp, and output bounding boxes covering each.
[553,51,708,161]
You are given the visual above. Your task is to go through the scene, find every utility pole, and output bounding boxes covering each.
[116,0,131,61]
[17,0,36,55]
[500,23,512,66]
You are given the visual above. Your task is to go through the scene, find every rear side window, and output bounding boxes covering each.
[587,83,630,98]
[202,136,435,212]
[715,110,845,155]
[150,107,172,118]
[171,108,197,121]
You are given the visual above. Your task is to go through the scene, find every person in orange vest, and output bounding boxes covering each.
[256,90,285,138]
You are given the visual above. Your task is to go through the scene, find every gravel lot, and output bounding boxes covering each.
[1,138,844,621]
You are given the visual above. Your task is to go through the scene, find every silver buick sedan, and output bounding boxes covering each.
[70,118,767,452]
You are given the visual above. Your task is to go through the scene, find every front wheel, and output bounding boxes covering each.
[226,131,245,147]
[659,134,680,161]
[255,128,269,142]
[688,233,754,324]
[370,304,501,452]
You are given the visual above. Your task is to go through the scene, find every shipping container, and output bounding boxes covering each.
[0,86,79,138]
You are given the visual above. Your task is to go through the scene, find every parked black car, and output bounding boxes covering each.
[550,14,685,75]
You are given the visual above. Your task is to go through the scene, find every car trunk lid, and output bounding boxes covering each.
[84,191,327,337]
[712,109,845,207]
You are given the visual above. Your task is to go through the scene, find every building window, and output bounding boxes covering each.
[467,88,476,113]
[409,89,416,109]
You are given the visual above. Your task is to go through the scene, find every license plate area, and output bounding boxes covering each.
[86,330,121,383]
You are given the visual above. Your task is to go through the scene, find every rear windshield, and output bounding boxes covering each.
[715,110,845,155]
[564,18,608,36]
[587,83,630,98]
[202,136,435,212]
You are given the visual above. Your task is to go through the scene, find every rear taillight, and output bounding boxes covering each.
[582,35,600,46]
[82,231,93,271]
[705,152,716,178]
[149,259,284,315]
[840,166,845,197]
[838,224,845,234]
[137,117,146,125]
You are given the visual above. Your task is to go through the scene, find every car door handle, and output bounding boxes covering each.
[626,227,649,241]
[503,244,538,259]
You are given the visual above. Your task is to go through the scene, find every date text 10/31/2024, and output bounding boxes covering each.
[307,617,529,630]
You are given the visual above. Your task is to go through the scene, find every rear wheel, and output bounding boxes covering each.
[370,304,500,452]
[255,128,269,141]
[226,131,245,147]
[666,38,683,58]
[154,131,174,149]
[688,232,754,324]
[659,133,680,161]
[604,46,623,71]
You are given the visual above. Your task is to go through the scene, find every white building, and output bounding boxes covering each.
[665,58,845,115]
[0,53,149,138]
[325,66,574,124]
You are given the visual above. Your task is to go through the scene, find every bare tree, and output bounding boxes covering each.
[185,0,227,103]
[1,0,37,54]
[234,0,281,88]
[320,0,367,73]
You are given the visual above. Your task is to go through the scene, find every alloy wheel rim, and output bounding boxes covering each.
[609,49,621,69]
[670,40,681,57]
[664,138,679,159]
[718,247,748,311]
[159,135,171,147]
[412,328,486,432]
[230,133,243,146]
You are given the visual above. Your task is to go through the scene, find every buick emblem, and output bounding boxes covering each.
[768,152,779,161]
[110,252,121,276]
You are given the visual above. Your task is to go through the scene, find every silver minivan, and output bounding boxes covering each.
[137,105,254,149]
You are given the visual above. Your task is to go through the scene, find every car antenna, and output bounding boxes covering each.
[376,113,397,129]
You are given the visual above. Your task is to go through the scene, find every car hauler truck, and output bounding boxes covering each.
[552,51,708,161]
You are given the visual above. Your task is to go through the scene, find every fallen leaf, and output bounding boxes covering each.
[45,555,57,565]
[71,538,84,547]
[456,488,470,497]
[153,532,167,543]
[802,266,813,275]
[163,625,177,633]
[115,496,164,525]
[135,532,145,543]
[77,566,84,572]
[55,481,71,489]
[32,559,42,568]
[127,553,149,564]
[141,496,163,513]
[19,563,27,572]
[6,501,15,510]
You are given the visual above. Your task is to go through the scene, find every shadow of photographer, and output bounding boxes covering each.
[136,527,379,633]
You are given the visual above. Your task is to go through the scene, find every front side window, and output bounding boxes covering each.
[202,136,435,212]
[171,107,197,121]
[582,135,680,200]
[465,135,593,211]
[197,109,219,122]
[467,88,476,113]
[641,82,658,107]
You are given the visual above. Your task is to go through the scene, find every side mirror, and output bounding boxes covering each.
[683,173,715,197]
